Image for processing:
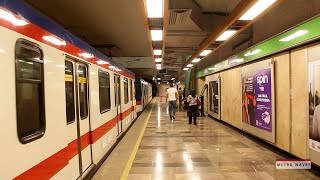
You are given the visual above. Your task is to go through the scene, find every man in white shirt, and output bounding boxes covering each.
[166,83,178,120]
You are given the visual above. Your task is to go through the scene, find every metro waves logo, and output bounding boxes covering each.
[276,159,311,169]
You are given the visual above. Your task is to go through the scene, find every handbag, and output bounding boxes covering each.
[197,96,201,106]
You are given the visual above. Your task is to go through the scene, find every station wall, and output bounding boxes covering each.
[203,42,320,159]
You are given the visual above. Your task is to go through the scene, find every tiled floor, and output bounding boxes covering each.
[126,101,318,180]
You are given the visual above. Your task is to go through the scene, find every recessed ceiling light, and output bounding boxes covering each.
[151,30,163,41]
[192,58,201,63]
[146,0,163,18]
[154,49,162,55]
[200,50,212,56]
[239,0,277,21]
[216,30,237,41]
[186,64,193,67]
[183,68,189,70]
[156,64,161,67]
[155,58,162,62]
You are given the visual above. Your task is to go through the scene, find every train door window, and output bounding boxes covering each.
[99,70,111,113]
[129,79,133,101]
[78,64,88,119]
[15,39,45,143]
[124,77,129,104]
[65,61,75,124]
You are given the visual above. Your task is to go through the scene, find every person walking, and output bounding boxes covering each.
[178,87,184,108]
[187,89,198,125]
[166,83,178,120]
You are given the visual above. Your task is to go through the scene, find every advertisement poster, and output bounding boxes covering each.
[309,60,320,152]
[242,68,273,132]
[209,80,219,114]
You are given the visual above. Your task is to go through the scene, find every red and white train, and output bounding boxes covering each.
[0,0,152,179]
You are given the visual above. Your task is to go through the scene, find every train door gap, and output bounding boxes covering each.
[114,75,123,136]
[66,57,93,178]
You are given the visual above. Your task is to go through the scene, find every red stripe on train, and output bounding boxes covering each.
[14,106,135,179]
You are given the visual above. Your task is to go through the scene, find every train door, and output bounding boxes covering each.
[65,59,93,177]
[114,75,122,135]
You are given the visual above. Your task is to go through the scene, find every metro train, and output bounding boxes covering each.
[0,0,152,179]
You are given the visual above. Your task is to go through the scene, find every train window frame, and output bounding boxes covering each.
[78,64,89,120]
[98,69,111,113]
[15,38,45,144]
[65,60,75,124]
[124,77,129,104]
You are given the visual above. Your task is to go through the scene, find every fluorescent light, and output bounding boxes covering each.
[151,30,163,41]
[96,60,109,65]
[156,64,161,67]
[155,58,162,62]
[239,0,277,20]
[183,68,189,70]
[208,67,216,70]
[146,0,163,18]
[156,66,162,69]
[200,50,212,56]
[79,53,94,58]
[192,58,201,63]
[0,9,28,26]
[186,64,193,67]
[158,82,160,84]
[154,49,162,55]
[216,30,237,41]
[279,30,308,42]
[43,36,66,46]
[109,66,116,69]
[157,78,161,80]
[171,78,175,80]
[244,49,261,56]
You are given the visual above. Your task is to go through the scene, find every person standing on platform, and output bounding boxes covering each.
[166,83,178,120]
[187,89,198,125]
[178,87,184,108]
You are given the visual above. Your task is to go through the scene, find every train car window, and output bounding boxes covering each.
[78,65,88,119]
[65,61,75,124]
[129,79,133,101]
[15,39,45,144]
[124,78,129,104]
[99,70,111,113]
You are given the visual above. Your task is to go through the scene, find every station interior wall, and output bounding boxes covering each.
[203,42,320,161]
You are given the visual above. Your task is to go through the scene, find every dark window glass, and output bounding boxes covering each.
[15,39,45,144]
[78,65,88,119]
[129,79,133,101]
[124,78,129,104]
[65,61,75,124]
[99,70,111,113]
[114,76,120,106]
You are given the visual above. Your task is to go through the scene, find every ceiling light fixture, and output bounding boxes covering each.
[155,58,162,62]
[183,68,189,70]
[156,67,162,70]
[186,64,193,67]
[279,30,308,42]
[156,64,161,67]
[146,0,163,18]
[216,30,237,41]
[192,58,201,63]
[239,0,277,21]
[199,50,212,56]
[154,49,162,55]
[151,30,163,41]
[157,78,161,80]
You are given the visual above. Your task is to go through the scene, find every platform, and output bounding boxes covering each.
[92,98,318,180]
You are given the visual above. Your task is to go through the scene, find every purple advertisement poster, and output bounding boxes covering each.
[242,68,272,132]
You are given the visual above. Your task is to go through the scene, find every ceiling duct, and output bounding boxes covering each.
[169,9,192,26]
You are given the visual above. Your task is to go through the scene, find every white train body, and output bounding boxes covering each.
[0,1,152,179]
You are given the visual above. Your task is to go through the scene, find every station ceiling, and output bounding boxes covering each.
[24,0,320,81]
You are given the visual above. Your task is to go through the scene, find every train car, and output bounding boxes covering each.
[135,77,153,115]
[0,0,141,179]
